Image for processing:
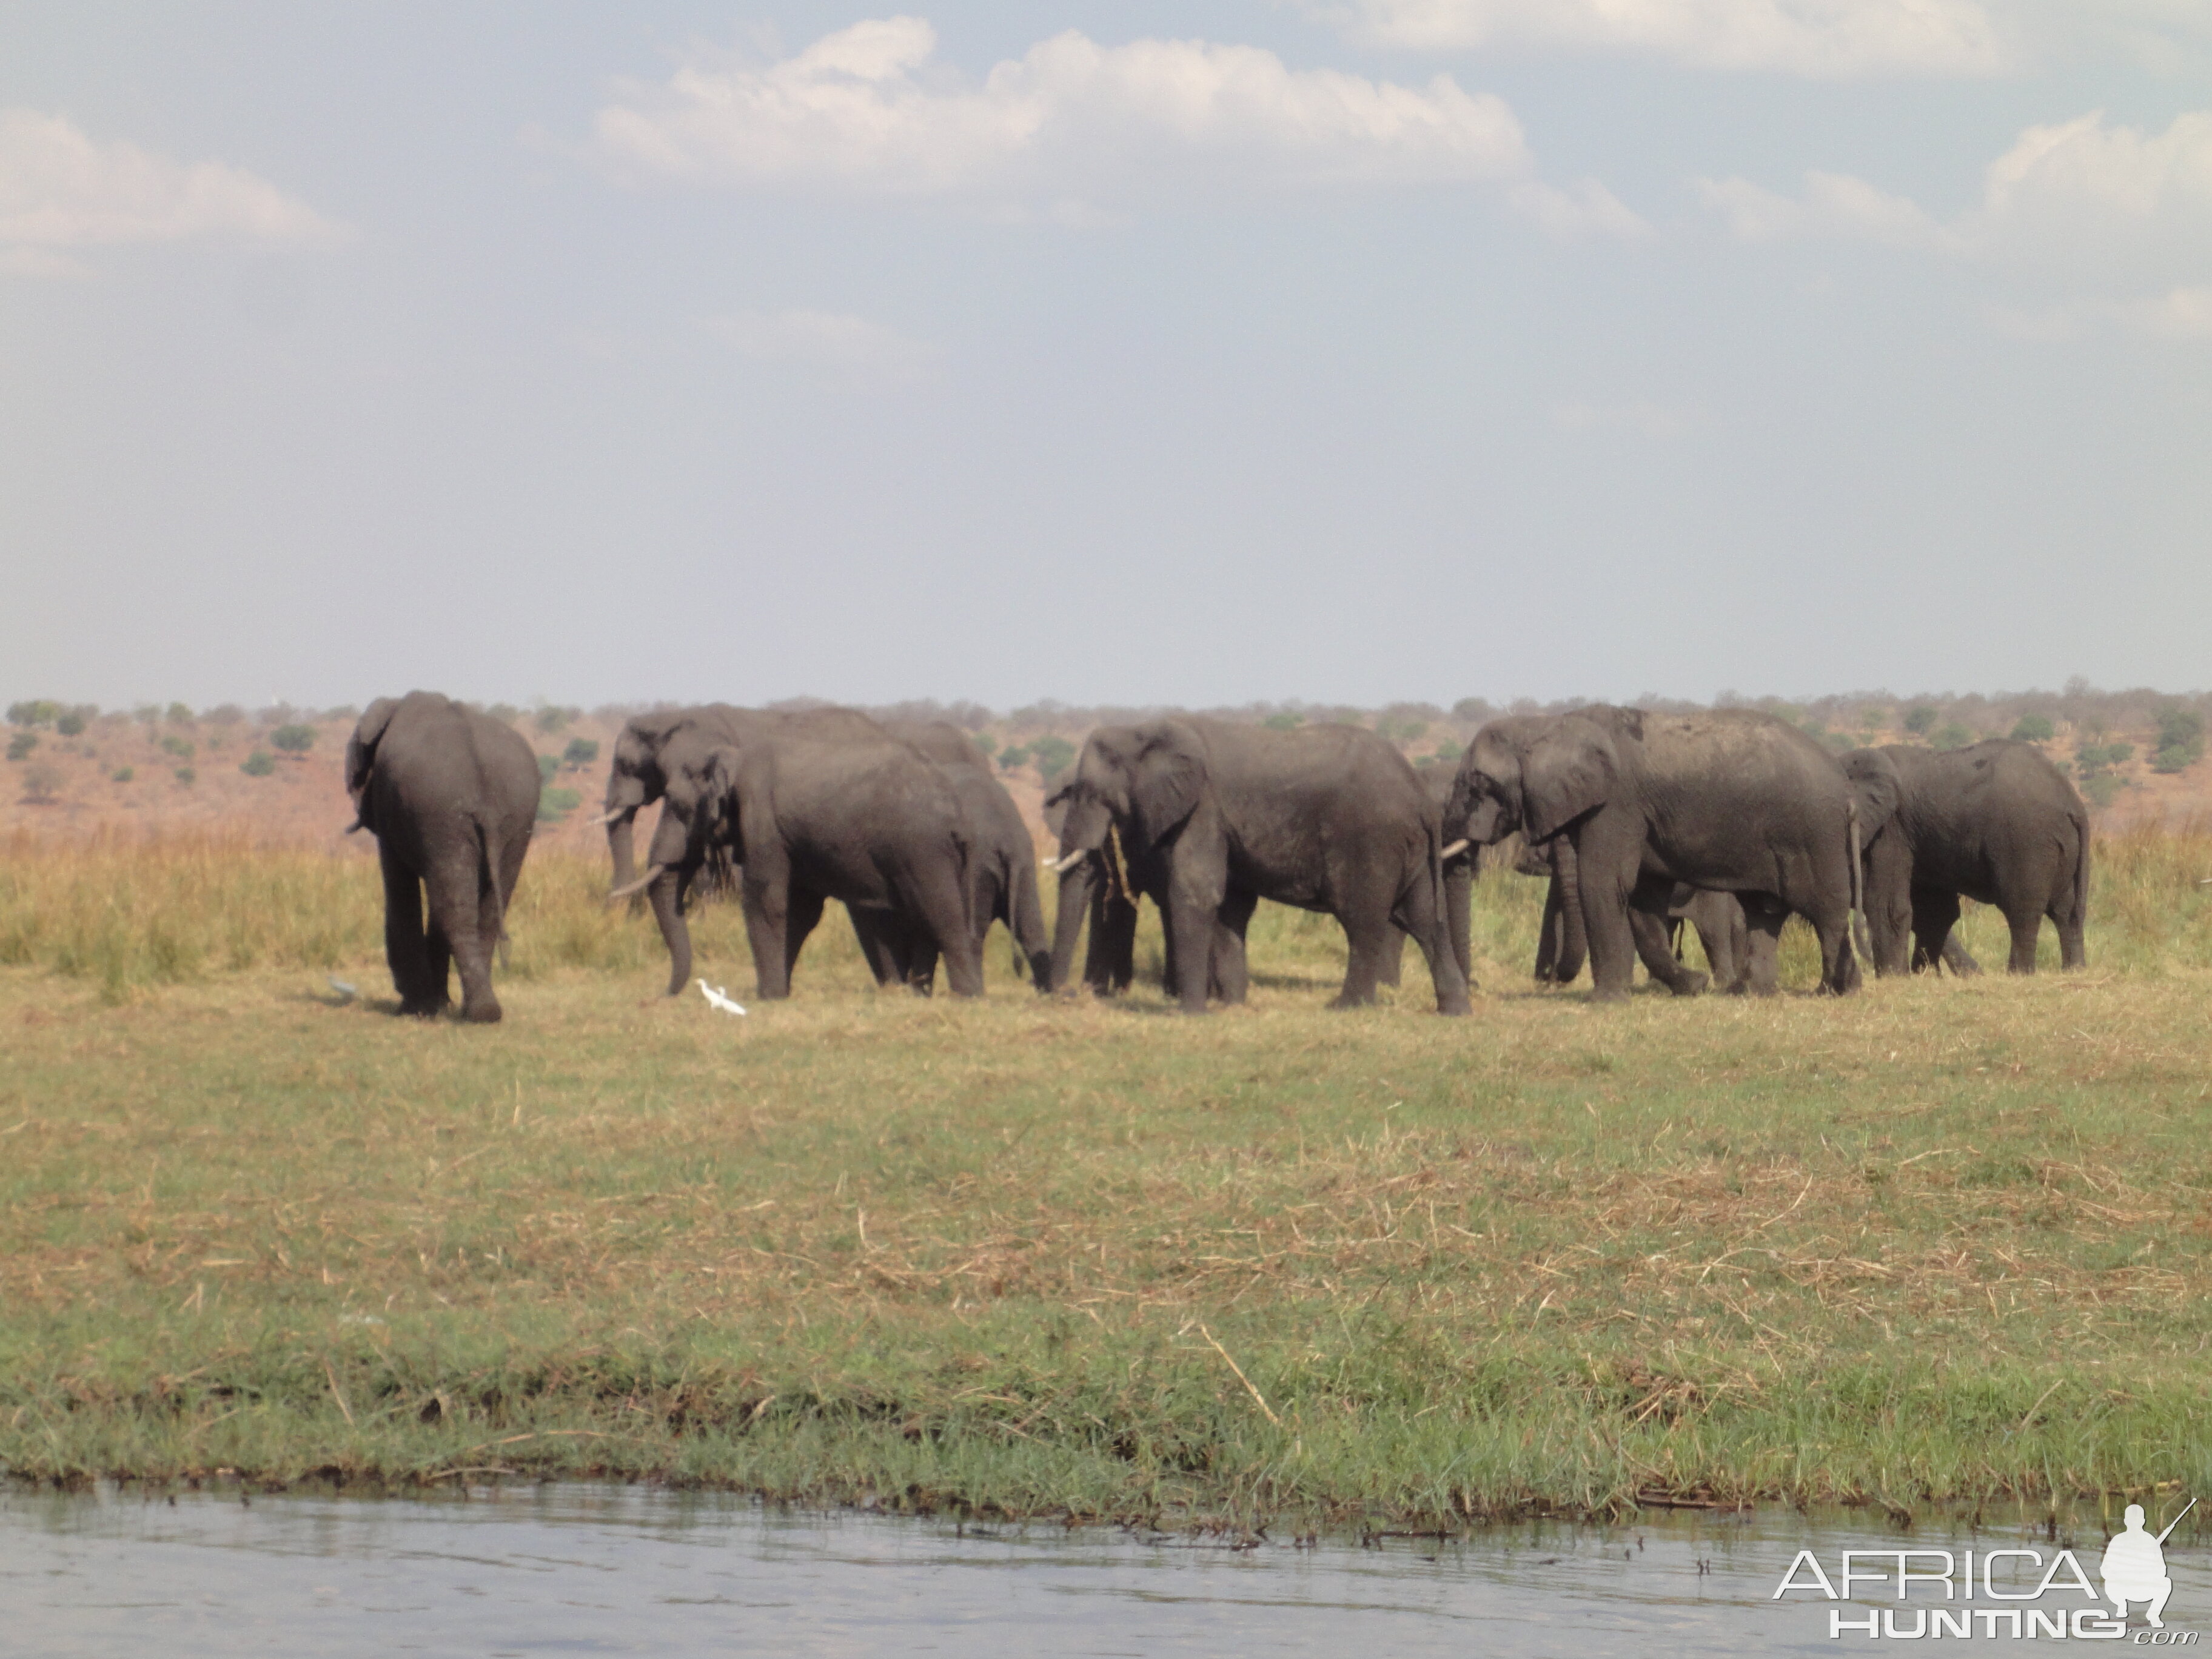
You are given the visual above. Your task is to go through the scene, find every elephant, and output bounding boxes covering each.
[1518,834,1751,994]
[1842,739,2089,975]
[603,705,991,991]
[630,725,984,1000]
[871,758,1051,993]
[1446,706,1888,1001]
[344,691,538,1022]
[1047,717,1471,1014]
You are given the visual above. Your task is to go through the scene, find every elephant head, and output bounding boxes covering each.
[618,732,748,997]
[603,711,695,891]
[1042,721,1205,993]
[1838,747,1903,845]
[343,696,403,834]
[1445,711,1626,847]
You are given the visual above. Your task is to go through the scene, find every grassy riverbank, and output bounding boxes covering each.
[4,833,2211,1529]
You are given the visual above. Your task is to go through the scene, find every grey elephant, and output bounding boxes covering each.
[1048,717,1471,1014]
[628,725,984,999]
[1519,834,1751,994]
[1842,739,2089,974]
[603,705,989,990]
[1446,707,1887,1000]
[344,692,538,1022]
[874,758,1051,993]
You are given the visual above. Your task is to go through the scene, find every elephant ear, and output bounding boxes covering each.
[1520,719,1615,842]
[1840,748,1902,842]
[346,697,400,800]
[1130,724,1205,843]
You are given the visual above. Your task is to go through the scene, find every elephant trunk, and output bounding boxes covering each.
[1553,839,1590,983]
[649,865,691,997]
[1011,854,1054,992]
[1048,856,1098,993]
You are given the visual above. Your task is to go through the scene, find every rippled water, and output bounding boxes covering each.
[3,1483,2202,1656]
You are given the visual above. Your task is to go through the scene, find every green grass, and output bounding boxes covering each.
[2,829,2209,1532]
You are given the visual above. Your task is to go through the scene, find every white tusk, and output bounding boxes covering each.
[1440,839,1469,859]
[1053,850,1088,874]
[592,808,630,827]
[606,864,668,900]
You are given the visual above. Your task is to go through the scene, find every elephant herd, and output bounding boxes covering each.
[342,693,2091,1022]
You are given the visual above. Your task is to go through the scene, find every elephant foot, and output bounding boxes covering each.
[1587,986,1631,1005]
[398,996,447,1019]
[461,1002,503,1024]
[1664,970,1709,999]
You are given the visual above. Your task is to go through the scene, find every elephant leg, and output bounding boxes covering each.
[2000,905,2043,974]
[1387,862,1472,1014]
[1812,907,1860,996]
[1629,885,1705,996]
[848,908,907,988]
[741,877,794,1000]
[1908,886,1960,975]
[1333,912,1393,1008]
[379,845,441,1016]
[2051,903,2086,972]
[1085,887,1138,994]
[1698,896,1748,993]
[1863,832,1915,976]
[782,886,827,990]
[1549,846,1590,983]
[421,858,495,1021]
[1212,888,1257,1005]
[1377,927,1408,989]
[1164,877,1225,1015]
[1567,817,1639,1003]
[1736,897,1785,996]
[908,866,984,999]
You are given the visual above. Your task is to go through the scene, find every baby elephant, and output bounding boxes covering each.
[346,692,539,1021]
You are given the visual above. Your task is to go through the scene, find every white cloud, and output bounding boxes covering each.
[1507,177,1652,238]
[592,17,1535,210]
[1331,0,2006,77]
[705,309,944,387]
[0,109,347,273]
[1988,285,2212,344]
[1696,169,1958,248]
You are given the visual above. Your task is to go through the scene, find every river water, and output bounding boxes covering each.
[2,1482,2202,1656]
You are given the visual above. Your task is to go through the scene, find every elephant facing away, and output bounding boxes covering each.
[637,726,984,1000]
[876,759,1051,993]
[345,692,539,1022]
[1049,717,1471,1014]
[1842,739,2088,975]
[1447,707,1888,1001]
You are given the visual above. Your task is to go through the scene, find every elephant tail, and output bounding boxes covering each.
[2070,806,2092,925]
[1846,799,1864,924]
[465,813,514,966]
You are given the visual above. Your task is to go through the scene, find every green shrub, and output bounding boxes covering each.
[166,702,193,725]
[240,751,276,777]
[2151,707,2204,774]
[2078,742,2134,776]
[5,732,36,762]
[538,786,582,824]
[1432,740,1464,763]
[997,744,1032,773]
[55,709,87,737]
[561,737,600,771]
[21,762,62,803]
[1264,712,1304,731]
[269,723,316,756]
[2083,774,2120,808]
[972,733,999,760]
[1931,722,1976,751]
[1904,706,1937,735]
[537,754,560,786]
[533,705,574,735]
[111,766,134,783]
[173,766,195,786]
[159,736,195,760]
[202,703,245,726]
[1031,735,1077,785]
[2009,714,2055,743]
[6,700,61,728]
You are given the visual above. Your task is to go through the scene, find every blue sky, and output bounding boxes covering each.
[4,2,2209,711]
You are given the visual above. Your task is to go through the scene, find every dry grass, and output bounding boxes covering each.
[2,829,2210,1527]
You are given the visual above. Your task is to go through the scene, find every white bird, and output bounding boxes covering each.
[329,977,358,1003]
[698,979,747,1016]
